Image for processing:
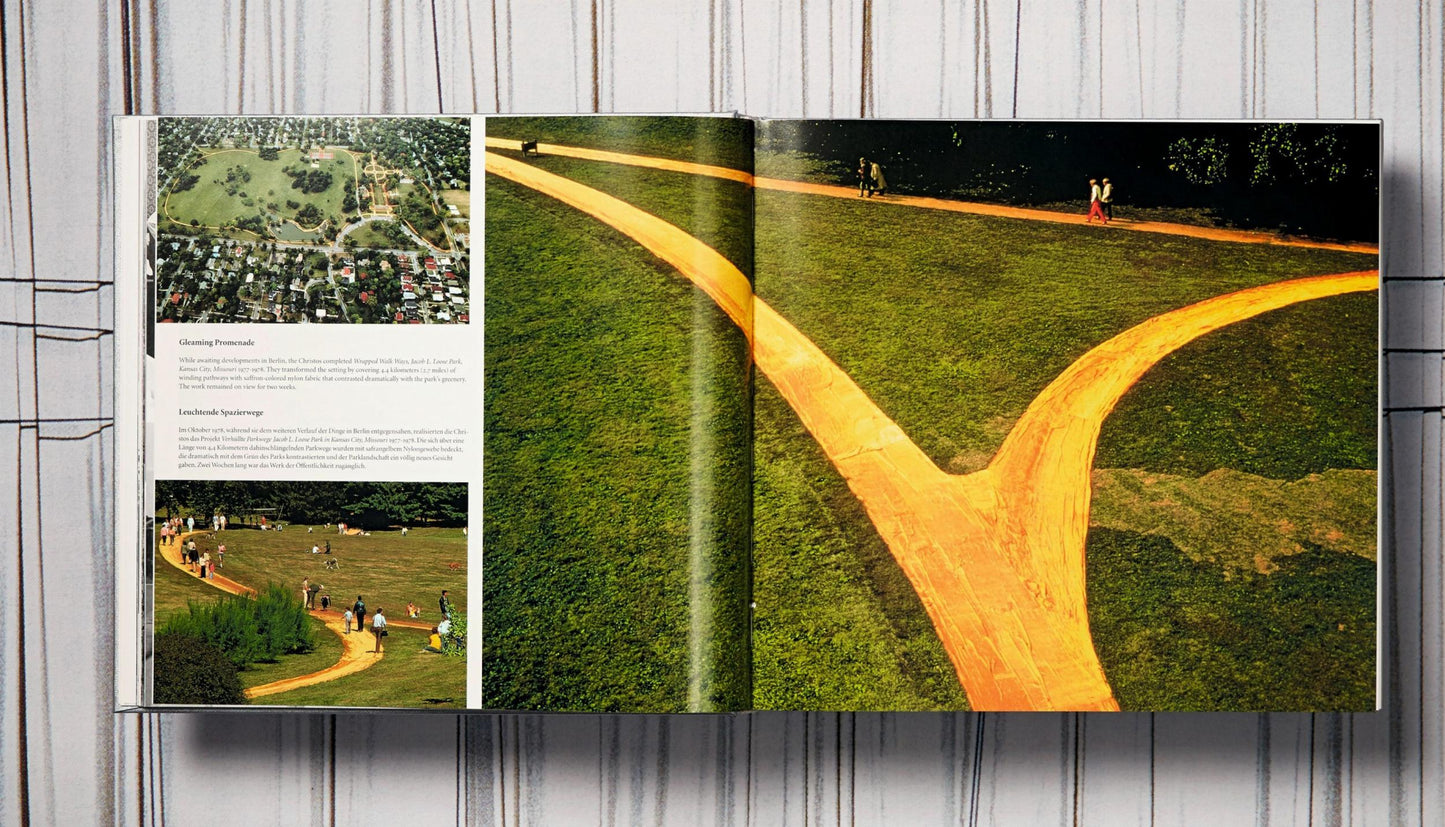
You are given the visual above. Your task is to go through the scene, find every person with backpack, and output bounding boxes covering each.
[352,596,366,631]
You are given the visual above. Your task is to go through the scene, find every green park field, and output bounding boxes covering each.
[177,525,466,622]
[342,221,396,248]
[483,118,1377,712]
[154,524,466,707]
[162,147,359,241]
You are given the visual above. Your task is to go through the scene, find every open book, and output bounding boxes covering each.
[114,115,1380,712]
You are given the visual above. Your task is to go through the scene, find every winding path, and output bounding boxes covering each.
[157,531,432,699]
[485,148,1378,710]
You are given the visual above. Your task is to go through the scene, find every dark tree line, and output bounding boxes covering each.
[156,481,467,529]
[761,121,1379,241]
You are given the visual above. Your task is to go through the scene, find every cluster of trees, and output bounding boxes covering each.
[171,171,201,193]
[294,203,324,227]
[761,121,1379,240]
[352,117,470,188]
[233,214,267,234]
[283,165,334,194]
[397,190,444,244]
[155,480,467,529]
[258,146,280,161]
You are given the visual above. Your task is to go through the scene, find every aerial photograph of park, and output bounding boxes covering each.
[152,481,467,708]
[482,117,1377,712]
[155,116,471,324]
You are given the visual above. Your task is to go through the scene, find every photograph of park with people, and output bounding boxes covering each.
[483,116,1377,712]
[155,116,470,324]
[152,480,467,708]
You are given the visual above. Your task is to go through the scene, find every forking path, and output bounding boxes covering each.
[157,531,432,699]
[485,146,1377,710]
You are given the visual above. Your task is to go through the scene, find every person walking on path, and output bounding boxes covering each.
[186,516,194,533]
[353,596,366,631]
[216,543,225,569]
[200,552,211,580]
[371,608,387,654]
[857,157,872,197]
[1101,178,1114,220]
[302,577,311,607]
[869,160,888,196]
[344,608,354,635]
[1087,178,1108,224]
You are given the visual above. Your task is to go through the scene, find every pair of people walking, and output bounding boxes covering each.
[857,157,888,197]
[1087,177,1114,223]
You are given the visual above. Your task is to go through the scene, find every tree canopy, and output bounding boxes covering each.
[155,480,468,528]
[760,121,1379,241]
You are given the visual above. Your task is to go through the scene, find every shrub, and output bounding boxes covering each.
[161,584,314,669]
[254,583,316,659]
[444,611,467,657]
[153,631,246,705]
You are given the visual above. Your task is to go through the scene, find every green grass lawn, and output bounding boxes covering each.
[345,220,399,248]
[754,189,1376,472]
[1086,528,1375,710]
[482,171,751,712]
[248,625,464,708]
[168,525,467,625]
[162,147,359,240]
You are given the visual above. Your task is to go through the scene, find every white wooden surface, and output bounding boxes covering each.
[0,1,1441,823]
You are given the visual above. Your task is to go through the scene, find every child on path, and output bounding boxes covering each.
[344,608,353,634]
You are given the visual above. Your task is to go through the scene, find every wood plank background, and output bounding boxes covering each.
[1,0,1440,823]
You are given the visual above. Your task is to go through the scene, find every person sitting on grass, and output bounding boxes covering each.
[371,607,387,654]
[406,601,419,618]
[423,626,443,653]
